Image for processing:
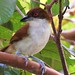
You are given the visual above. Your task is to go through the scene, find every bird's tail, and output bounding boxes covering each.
[0,44,15,54]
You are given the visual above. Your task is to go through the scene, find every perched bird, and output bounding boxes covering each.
[1,7,51,75]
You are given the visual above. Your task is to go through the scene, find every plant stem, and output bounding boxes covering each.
[16,5,25,18]
[56,37,69,75]
[57,0,69,75]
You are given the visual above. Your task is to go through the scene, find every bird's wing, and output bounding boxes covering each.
[10,23,29,44]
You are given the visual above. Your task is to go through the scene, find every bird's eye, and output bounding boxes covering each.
[33,13,39,17]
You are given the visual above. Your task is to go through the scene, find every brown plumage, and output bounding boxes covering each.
[10,24,29,44]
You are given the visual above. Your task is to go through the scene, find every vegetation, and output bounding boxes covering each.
[0,0,75,75]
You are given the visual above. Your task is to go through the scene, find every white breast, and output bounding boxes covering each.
[14,19,51,56]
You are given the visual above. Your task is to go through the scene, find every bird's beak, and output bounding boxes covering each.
[20,15,33,22]
[20,15,29,22]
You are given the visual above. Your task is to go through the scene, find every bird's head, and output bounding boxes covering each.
[20,7,50,22]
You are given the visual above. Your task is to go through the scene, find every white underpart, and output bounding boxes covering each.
[14,19,51,56]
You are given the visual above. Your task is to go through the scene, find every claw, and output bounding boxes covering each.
[39,60,46,75]
[29,56,46,75]
[16,51,29,66]
[21,56,29,66]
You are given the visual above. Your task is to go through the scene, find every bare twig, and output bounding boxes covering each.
[58,0,63,36]
[62,6,69,15]
[16,5,25,18]
[47,0,58,10]
[57,0,69,75]
[31,0,46,7]
[0,52,62,75]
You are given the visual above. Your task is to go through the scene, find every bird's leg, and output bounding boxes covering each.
[29,56,46,75]
[16,51,28,66]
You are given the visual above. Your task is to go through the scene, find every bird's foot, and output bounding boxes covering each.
[16,51,28,66]
[29,56,46,75]
[21,56,29,66]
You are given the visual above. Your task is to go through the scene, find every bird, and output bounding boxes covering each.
[0,7,51,75]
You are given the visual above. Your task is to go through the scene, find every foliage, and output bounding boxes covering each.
[0,0,75,75]
[0,0,17,24]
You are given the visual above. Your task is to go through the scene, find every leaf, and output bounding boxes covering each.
[25,71,32,75]
[35,39,62,70]
[66,57,75,73]
[46,0,67,15]
[62,44,75,57]
[40,0,47,8]
[1,21,13,31]
[30,0,40,8]
[10,68,20,75]
[4,71,11,75]
[64,0,69,6]
[0,0,17,24]
[18,0,31,13]
[35,39,60,61]
[0,66,4,75]
[68,65,75,73]
[0,25,12,40]
[46,0,59,16]
[16,0,25,14]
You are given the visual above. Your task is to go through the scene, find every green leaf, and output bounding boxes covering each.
[64,0,69,6]
[69,65,75,73]
[18,0,31,13]
[0,66,4,75]
[0,25,12,39]
[25,71,32,75]
[30,0,40,8]
[35,39,60,61]
[0,0,17,24]
[62,45,75,57]
[46,0,66,15]
[16,1,25,14]
[1,21,13,31]
[46,0,59,16]
[66,58,75,73]
[4,71,11,75]
[10,68,20,75]
[10,11,24,32]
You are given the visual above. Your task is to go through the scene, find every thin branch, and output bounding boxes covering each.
[62,6,69,15]
[57,0,69,75]
[47,0,58,10]
[58,0,63,36]
[31,0,46,7]
[16,5,25,18]
[0,52,62,75]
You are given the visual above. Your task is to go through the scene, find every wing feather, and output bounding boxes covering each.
[10,23,29,44]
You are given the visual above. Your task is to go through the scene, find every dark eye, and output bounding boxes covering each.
[33,13,39,17]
